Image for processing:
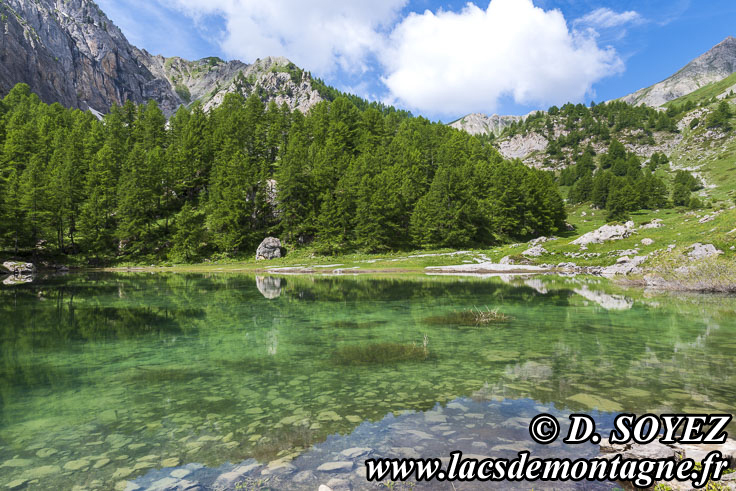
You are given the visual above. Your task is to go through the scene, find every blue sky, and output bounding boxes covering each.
[97,0,736,121]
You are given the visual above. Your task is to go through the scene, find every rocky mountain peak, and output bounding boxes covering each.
[448,112,529,136]
[621,35,736,107]
[0,0,323,116]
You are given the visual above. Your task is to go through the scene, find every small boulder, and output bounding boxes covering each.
[522,245,548,257]
[641,238,654,246]
[255,238,282,261]
[640,219,663,230]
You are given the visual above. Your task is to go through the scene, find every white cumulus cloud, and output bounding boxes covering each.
[163,0,407,74]
[380,0,625,116]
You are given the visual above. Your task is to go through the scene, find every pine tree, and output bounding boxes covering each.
[170,201,207,262]
[80,144,118,252]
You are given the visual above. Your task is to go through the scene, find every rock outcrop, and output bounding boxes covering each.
[571,222,634,247]
[0,0,323,116]
[0,0,180,114]
[687,243,723,260]
[448,113,527,136]
[256,238,282,261]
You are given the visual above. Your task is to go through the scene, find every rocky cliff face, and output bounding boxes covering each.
[448,112,527,136]
[0,0,180,113]
[0,0,323,115]
[622,36,736,107]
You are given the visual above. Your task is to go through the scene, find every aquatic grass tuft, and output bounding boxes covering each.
[332,342,430,365]
[424,306,512,326]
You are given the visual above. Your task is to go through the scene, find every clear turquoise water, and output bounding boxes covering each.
[1,273,735,489]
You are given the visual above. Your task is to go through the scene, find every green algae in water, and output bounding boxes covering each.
[1,273,735,489]
[332,342,430,365]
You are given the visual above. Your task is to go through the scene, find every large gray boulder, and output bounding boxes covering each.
[571,222,633,247]
[687,243,723,260]
[255,238,282,261]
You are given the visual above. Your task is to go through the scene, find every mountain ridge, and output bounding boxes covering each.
[621,36,736,107]
[451,36,736,136]
[0,0,324,115]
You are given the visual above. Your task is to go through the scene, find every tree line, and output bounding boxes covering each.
[561,139,704,221]
[0,83,566,262]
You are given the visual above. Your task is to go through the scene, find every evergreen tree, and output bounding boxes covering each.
[170,201,207,262]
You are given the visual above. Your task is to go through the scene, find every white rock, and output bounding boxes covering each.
[687,243,723,260]
[640,219,663,230]
[641,238,654,246]
[571,223,633,247]
[522,245,548,257]
[601,256,648,276]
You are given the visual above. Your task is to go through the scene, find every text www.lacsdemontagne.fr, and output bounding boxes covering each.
[365,450,730,488]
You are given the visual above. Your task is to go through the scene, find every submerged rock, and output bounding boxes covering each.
[316,461,354,473]
[255,237,282,261]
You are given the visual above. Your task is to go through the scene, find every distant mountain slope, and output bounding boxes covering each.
[622,36,736,107]
[448,113,527,136]
[0,0,323,115]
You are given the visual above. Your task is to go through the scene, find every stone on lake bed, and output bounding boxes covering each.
[340,447,372,459]
[133,461,156,471]
[567,393,623,412]
[63,459,90,471]
[23,465,61,480]
[261,461,297,476]
[112,467,135,479]
[317,411,342,422]
[170,468,191,479]
[345,415,362,424]
[317,461,354,473]
[35,448,57,458]
[293,470,316,483]
[93,458,111,469]
[2,458,32,468]
[6,479,29,490]
[160,457,180,467]
[147,478,179,491]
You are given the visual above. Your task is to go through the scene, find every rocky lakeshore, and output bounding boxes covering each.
[122,397,610,491]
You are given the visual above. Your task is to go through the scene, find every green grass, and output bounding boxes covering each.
[666,72,736,108]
